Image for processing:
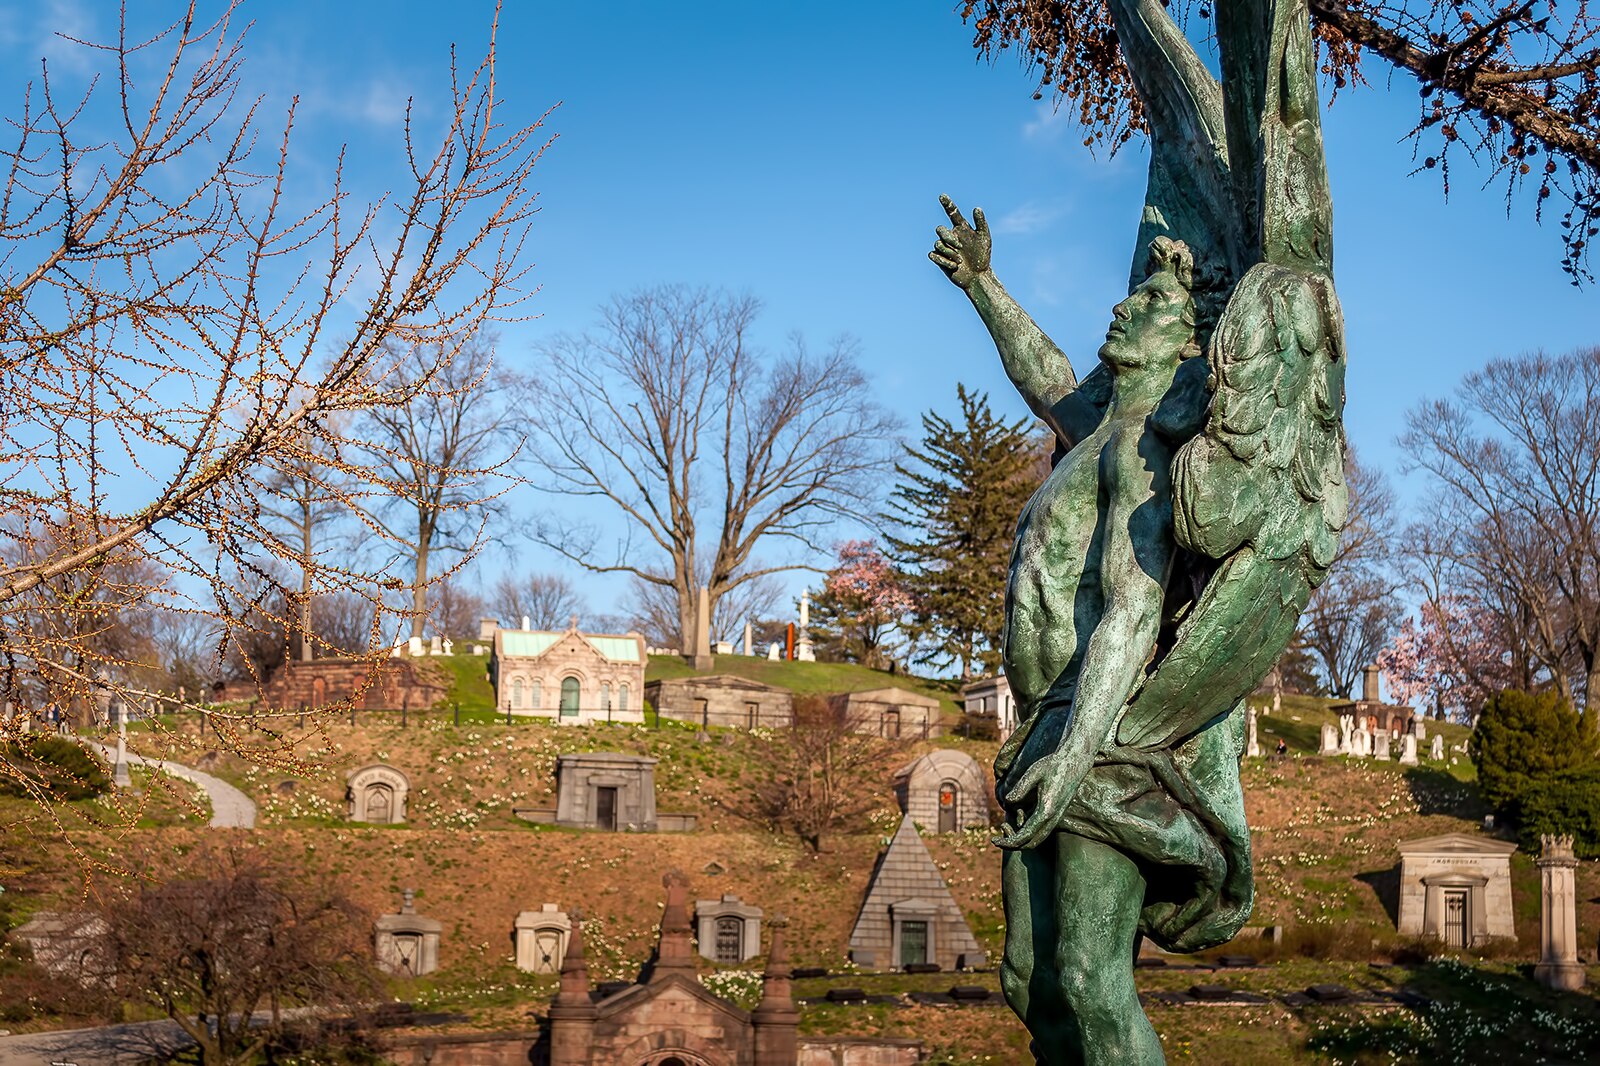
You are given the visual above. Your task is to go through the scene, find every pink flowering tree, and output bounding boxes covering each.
[810,541,913,669]
[1377,595,1517,721]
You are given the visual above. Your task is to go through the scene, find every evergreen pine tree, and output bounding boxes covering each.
[885,385,1039,679]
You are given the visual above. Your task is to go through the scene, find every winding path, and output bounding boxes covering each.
[89,744,257,828]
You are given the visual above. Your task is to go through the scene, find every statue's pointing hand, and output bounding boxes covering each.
[929,194,990,290]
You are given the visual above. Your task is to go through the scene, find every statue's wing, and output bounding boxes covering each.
[1116,261,1346,750]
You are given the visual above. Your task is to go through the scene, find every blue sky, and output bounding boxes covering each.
[1,1,1594,627]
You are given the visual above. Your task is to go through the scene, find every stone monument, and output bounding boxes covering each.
[1319,722,1339,756]
[1431,734,1445,761]
[374,889,441,976]
[695,893,763,963]
[1245,704,1260,758]
[1398,733,1419,766]
[795,590,816,662]
[346,763,410,824]
[931,0,1347,1054]
[1534,834,1585,991]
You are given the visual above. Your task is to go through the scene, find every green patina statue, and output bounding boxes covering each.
[929,0,1347,1060]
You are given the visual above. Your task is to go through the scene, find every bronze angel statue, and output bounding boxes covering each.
[929,0,1347,1060]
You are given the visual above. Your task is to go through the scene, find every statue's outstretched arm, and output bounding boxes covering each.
[930,195,1104,447]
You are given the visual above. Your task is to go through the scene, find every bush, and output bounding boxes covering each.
[1517,765,1600,858]
[1469,690,1596,815]
[0,737,111,800]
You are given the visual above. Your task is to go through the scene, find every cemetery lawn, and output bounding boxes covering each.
[2,692,1595,1063]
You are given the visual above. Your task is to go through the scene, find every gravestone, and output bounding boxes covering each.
[514,904,571,974]
[743,620,754,656]
[442,638,454,656]
[408,635,424,657]
[695,893,763,963]
[1351,727,1370,758]
[1414,718,1426,741]
[1319,723,1340,756]
[1245,705,1260,758]
[1534,835,1585,990]
[375,889,441,976]
[1373,732,1391,761]
[1398,734,1418,766]
[795,589,816,663]
[1339,713,1354,754]
[767,642,781,661]
[1431,735,1445,761]
[346,763,410,824]
[429,635,443,656]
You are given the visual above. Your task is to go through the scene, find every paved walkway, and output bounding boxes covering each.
[89,744,256,828]
[0,1019,193,1066]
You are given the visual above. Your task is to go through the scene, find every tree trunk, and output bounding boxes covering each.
[411,538,430,641]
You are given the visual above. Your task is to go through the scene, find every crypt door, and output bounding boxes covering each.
[366,783,393,824]
[560,677,581,718]
[900,920,928,967]
[938,782,958,833]
[1443,889,1469,948]
[596,786,618,831]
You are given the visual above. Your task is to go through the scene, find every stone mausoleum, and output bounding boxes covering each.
[515,904,572,975]
[695,894,763,964]
[375,890,441,976]
[1396,832,1518,948]
[848,816,985,971]
[828,688,943,739]
[346,763,410,824]
[490,619,646,725]
[893,749,990,833]
[960,673,1019,739]
[646,674,794,730]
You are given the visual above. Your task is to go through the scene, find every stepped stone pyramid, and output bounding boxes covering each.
[848,814,986,970]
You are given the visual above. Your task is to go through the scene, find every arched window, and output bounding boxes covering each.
[619,683,631,712]
[601,682,612,712]
[560,677,580,718]
[512,677,524,709]
[531,680,542,709]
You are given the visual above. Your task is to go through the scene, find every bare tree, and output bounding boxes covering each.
[101,846,380,1066]
[362,334,522,641]
[724,696,904,850]
[427,572,488,640]
[1401,347,1600,723]
[0,3,552,815]
[526,287,899,649]
[491,571,584,630]
[258,423,352,663]
[613,567,785,649]
[1295,451,1403,696]
[962,0,1600,279]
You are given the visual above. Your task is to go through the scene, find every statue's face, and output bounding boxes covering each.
[1099,271,1192,370]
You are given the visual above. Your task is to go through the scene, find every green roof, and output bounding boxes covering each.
[500,631,561,657]
[585,636,641,662]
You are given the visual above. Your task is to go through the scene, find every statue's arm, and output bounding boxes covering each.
[996,434,1174,849]
[930,196,1102,446]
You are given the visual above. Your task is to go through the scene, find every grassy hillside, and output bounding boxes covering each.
[644,654,963,715]
[3,699,1595,1063]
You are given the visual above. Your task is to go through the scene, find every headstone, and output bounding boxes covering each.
[1398,734,1418,766]
[429,635,443,656]
[1338,713,1353,754]
[1430,735,1444,761]
[514,904,572,974]
[408,635,424,657]
[1351,727,1369,758]
[1245,706,1260,758]
[1414,718,1426,741]
[442,638,454,656]
[743,621,754,656]
[374,889,441,976]
[1319,723,1340,756]
[767,643,781,661]
[473,644,487,656]
[694,893,763,963]
[1534,835,1585,991]
[1373,731,1390,761]
[522,614,531,631]
[713,640,734,655]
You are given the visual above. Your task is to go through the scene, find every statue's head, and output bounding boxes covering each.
[1099,237,1200,371]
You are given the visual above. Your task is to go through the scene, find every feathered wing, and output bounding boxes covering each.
[1116,261,1346,751]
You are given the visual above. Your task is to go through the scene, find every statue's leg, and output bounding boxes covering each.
[1000,845,1071,1059]
[1049,832,1162,1065]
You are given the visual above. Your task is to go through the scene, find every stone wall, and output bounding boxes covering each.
[220,658,448,711]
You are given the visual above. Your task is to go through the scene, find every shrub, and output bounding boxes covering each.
[1469,690,1597,815]
[1517,765,1600,858]
[0,737,111,800]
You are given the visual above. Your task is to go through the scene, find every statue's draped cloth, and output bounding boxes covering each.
[998,706,1253,953]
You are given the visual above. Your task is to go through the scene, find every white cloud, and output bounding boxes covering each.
[994,201,1064,236]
